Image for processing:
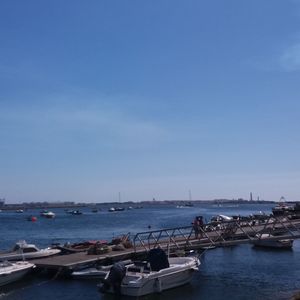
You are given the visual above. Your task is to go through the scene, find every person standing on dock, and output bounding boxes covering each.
[198,216,204,238]
[192,217,200,238]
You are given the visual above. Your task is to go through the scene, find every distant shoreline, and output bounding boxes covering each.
[0,199,278,211]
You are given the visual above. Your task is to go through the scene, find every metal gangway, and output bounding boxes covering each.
[132,215,300,253]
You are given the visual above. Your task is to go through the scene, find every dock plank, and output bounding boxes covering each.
[31,249,142,270]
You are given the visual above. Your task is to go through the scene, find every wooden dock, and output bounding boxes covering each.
[31,215,300,276]
[31,250,135,272]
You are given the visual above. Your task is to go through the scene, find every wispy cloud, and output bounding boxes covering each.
[54,107,168,144]
[0,95,169,149]
[279,42,300,71]
[247,42,300,72]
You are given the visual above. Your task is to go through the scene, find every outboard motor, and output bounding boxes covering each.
[148,248,169,271]
[99,262,126,295]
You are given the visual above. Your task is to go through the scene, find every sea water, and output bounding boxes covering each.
[0,203,299,300]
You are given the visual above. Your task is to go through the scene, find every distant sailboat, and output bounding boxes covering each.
[185,190,194,206]
[108,192,124,212]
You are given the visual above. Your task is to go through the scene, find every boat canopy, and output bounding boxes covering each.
[147,248,169,271]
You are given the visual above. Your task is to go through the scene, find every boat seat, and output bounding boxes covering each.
[128,261,151,273]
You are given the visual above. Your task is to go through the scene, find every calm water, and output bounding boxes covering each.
[0,203,299,300]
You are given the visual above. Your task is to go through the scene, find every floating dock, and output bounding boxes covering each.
[31,215,300,276]
[31,250,134,273]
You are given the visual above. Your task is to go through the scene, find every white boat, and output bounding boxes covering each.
[40,210,55,218]
[99,248,200,296]
[69,210,82,215]
[0,240,61,261]
[72,266,110,279]
[252,234,294,249]
[176,205,190,209]
[72,260,133,279]
[211,215,233,222]
[0,261,35,287]
[115,207,125,211]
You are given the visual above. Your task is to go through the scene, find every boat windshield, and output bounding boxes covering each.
[22,247,38,253]
[12,244,22,251]
[12,244,38,253]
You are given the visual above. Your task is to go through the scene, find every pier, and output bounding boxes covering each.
[31,215,300,276]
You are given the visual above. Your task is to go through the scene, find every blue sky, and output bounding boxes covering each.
[1,0,300,203]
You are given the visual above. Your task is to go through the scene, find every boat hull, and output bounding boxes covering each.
[253,239,293,249]
[0,249,61,261]
[121,268,196,296]
[100,256,199,297]
[72,268,108,279]
[0,262,34,287]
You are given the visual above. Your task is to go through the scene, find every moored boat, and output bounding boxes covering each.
[40,210,55,218]
[115,207,125,211]
[252,233,294,249]
[272,198,300,217]
[72,266,109,279]
[70,210,83,215]
[72,260,132,279]
[98,248,200,296]
[0,261,35,287]
[0,240,61,261]
[108,207,125,212]
[272,203,294,216]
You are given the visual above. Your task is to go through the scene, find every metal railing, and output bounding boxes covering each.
[132,216,300,252]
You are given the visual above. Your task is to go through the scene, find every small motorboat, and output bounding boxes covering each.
[72,266,109,279]
[40,210,55,218]
[98,248,200,296]
[272,200,300,217]
[0,240,61,261]
[70,210,83,215]
[0,261,35,287]
[211,215,233,222]
[252,233,294,249]
[72,260,132,279]
[114,207,125,211]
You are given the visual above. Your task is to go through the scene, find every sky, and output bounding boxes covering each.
[1,0,300,203]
